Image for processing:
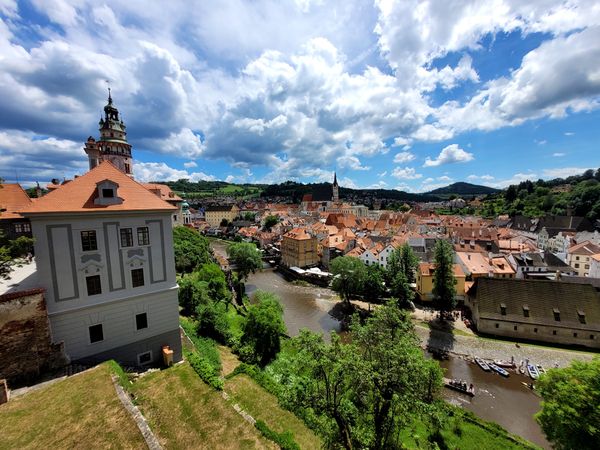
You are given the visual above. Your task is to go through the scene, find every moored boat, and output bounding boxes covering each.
[493,359,516,369]
[489,363,510,377]
[527,364,540,380]
[536,364,546,375]
[443,378,475,396]
[475,357,491,372]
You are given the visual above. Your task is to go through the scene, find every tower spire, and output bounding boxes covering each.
[108,86,112,104]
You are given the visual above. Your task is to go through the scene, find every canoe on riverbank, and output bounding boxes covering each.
[443,377,475,397]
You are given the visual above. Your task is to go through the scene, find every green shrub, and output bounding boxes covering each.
[180,317,221,372]
[254,420,300,450]
[196,302,232,344]
[186,350,223,391]
[228,363,281,397]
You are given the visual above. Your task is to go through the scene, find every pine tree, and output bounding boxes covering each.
[432,240,456,315]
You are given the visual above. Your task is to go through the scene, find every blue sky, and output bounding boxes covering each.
[0,1,599,191]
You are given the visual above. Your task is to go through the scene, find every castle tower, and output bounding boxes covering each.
[332,172,339,203]
[84,89,133,177]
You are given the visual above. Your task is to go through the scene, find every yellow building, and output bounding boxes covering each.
[281,227,319,268]
[204,205,239,227]
[416,262,466,302]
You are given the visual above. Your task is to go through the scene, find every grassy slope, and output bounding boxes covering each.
[0,364,145,449]
[225,374,322,450]
[132,362,274,450]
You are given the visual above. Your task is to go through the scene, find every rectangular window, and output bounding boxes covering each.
[131,268,144,288]
[120,228,133,247]
[136,312,148,330]
[573,332,578,338]
[495,323,499,328]
[102,188,115,198]
[81,230,98,251]
[23,222,31,232]
[523,306,530,318]
[534,328,538,333]
[578,311,586,324]
[137,351,152,365]
[500,303,507,316]
[574,263,580,268]
[585,264,590,269]
[89,324,103,343]
[591,335,595,340]
[513,325,518,331]
[86,275,102,296]
[576,256,580,261]
[553,309,560,322]
[137,227,150,246]
[553,330,557,335]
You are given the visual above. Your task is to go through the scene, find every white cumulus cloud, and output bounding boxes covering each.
[423,144,474,167]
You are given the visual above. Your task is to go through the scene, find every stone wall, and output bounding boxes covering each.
[0,289,67,386]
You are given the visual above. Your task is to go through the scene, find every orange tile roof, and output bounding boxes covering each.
[0,183,33,219]
[283,227,313,240]
[419,262,465,278]
[141,183,182,202]
[20,161,176,215]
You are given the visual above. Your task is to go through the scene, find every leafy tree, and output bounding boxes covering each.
[535,357,600,450]
[241,291,287,366]
[227,241,262,303]
[220,218,229,227]
[351,302,443,448]
[196,302,230,343]
[285,301,443,449]
[432,239,457,314]
[195,262,231,304]
[177,274,211,315]
[390,271,414,307]
[173,226,211,273]
[362,264,385,302]
[504,185,517,202]
[263,214,279,231]
[0,232,34,280]
[330,256,366,303]
[387,243,419,284]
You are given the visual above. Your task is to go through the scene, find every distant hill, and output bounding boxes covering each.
[425,182,500,196]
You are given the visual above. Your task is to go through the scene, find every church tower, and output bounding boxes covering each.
[84,89,133,177]
[332,172,339,203]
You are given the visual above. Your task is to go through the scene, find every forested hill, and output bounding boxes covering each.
[260,181,440,203]
[475,168,600,220]
[425,182,500,196]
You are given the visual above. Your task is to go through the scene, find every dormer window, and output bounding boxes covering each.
[94,179,123,206]
[553,308,561,322]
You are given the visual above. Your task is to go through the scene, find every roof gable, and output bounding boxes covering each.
[20,161,176,215]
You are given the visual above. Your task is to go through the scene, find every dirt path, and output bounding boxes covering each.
[218,345,241,377]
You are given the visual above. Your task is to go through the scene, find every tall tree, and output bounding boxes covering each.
[432,239,457,314]
[386,243,418,307]
[351,302,443,449]
[535,357,600,450]
[330,256,366,304]
[387,243,418,284]
[241,291,287,366]
[227,241,262,303]
[286,301,443,449]
[362,264,385,302]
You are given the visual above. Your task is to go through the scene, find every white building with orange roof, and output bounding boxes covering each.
[19,161,182,367]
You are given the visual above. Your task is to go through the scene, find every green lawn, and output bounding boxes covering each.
[225,373,322,450]
[132,362,274,450]
[0,364,145,449]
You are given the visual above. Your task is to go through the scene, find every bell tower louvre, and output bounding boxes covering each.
[84,89,134,177]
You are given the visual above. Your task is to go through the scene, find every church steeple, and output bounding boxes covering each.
[332,171,339,203]
[84,90,134,177]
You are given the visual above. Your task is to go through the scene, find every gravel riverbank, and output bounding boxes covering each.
[416,325,596,369]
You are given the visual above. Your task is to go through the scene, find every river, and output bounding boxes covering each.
[211,240,549,448]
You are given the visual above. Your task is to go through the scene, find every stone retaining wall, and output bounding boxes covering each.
[0,289,67,386]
